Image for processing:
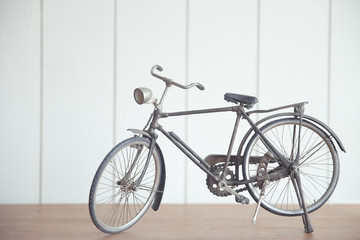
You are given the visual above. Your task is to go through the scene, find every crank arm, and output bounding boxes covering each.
[218,181,249,204]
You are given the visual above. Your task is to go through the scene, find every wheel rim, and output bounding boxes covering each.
[244,119,339,216]
[91,139,160,232]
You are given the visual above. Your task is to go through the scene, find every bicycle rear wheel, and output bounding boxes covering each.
[242,118,339,216]
[89,137,161,233]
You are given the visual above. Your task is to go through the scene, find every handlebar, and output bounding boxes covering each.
[151,65,205,91]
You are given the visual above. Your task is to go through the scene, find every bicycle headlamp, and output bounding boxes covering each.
[134,87,153,104]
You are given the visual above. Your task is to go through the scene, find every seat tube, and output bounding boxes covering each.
[222,109,242,177]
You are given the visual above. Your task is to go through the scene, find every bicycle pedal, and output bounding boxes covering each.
[235,194,249,205]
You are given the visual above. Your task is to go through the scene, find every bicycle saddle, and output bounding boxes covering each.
[224,93,258,109]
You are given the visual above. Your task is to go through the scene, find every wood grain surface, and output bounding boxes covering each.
[0,204,359,240]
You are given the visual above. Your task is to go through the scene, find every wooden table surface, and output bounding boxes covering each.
[0,204,359,240]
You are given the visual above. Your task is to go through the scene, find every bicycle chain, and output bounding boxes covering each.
[206,162,247,197]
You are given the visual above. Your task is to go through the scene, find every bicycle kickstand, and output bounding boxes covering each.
[252,180,269,224]
[292,172,314,233]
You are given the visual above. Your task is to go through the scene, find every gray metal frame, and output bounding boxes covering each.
[133,65,345,233]
[150,101,308,185]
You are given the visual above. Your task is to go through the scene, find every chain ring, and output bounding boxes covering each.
[206,163,238,197]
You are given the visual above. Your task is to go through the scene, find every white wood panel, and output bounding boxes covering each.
[329,0,360,203]
[116,0,187,203]
[42,0,114,203]
[187,0,258,203]
[2,0,358,205]
[259,0,329,120]
[0,0,41,203]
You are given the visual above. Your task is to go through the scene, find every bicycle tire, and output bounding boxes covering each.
[89,137,161,233]
[242,118,340,216]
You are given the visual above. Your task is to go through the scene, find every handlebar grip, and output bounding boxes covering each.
[155,65,163,72]
[196,83,205,91]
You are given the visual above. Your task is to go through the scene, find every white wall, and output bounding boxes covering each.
[329,0,360,203]
[41,0,114,203]
[0,0,359,204]
[0,0,41,203]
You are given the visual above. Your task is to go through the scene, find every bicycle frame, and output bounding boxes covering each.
[89,65,346,234]
[129,65,345,233]
[140,100,307,186]
[133,98,315,232]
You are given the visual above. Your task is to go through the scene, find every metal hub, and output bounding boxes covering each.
[289,164,300,178]
[117,178,136,192]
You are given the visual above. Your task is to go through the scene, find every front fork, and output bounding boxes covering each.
[133,135,157,189]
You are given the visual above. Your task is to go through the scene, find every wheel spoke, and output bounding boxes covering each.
[89,138,160,233]
[244,118,339,217]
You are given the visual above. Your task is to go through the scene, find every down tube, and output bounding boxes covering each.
[157,126,218,182]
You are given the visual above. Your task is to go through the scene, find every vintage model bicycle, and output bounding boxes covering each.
[89,65,345,234]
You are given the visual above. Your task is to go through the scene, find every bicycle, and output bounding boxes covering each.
[89,65,345,234]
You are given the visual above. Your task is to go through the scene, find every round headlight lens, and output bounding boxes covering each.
[134,87,153,104]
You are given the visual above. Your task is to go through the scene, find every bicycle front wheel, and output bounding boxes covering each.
[89,137,161,233]
[242,118,340,216]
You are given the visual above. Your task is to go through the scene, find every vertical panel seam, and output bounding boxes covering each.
[184,0,189,204]
[327,0,332,126]
[255,0,261,118]
[113,0,117,146]
[327,0,333,195]
[39,0,44,205]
